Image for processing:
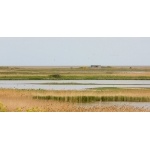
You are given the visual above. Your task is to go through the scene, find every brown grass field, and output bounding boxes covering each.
[0,88,150,112]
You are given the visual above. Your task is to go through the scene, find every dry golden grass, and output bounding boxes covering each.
[1,88,150,98]
[0,88,150,112]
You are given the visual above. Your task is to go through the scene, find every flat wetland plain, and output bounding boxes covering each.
[1,66,150,80]
[1,66,150,112]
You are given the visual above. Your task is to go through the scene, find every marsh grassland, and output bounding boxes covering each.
[1,66,150,80]
[1,66,150,112]
[0,88,150,112]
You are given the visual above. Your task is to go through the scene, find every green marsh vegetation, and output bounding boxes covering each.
[0,66,150,80]
[33,95,150,103]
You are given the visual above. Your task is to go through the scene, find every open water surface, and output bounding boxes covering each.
[0,80,150,90]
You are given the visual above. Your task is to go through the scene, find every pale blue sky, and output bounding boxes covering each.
[0,37,149,66]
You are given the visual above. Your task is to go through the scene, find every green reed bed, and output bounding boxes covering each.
[33,95,150,103]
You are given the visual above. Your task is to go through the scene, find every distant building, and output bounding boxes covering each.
[91,65,101,68]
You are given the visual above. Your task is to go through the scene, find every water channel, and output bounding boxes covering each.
[0,80,150,90]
